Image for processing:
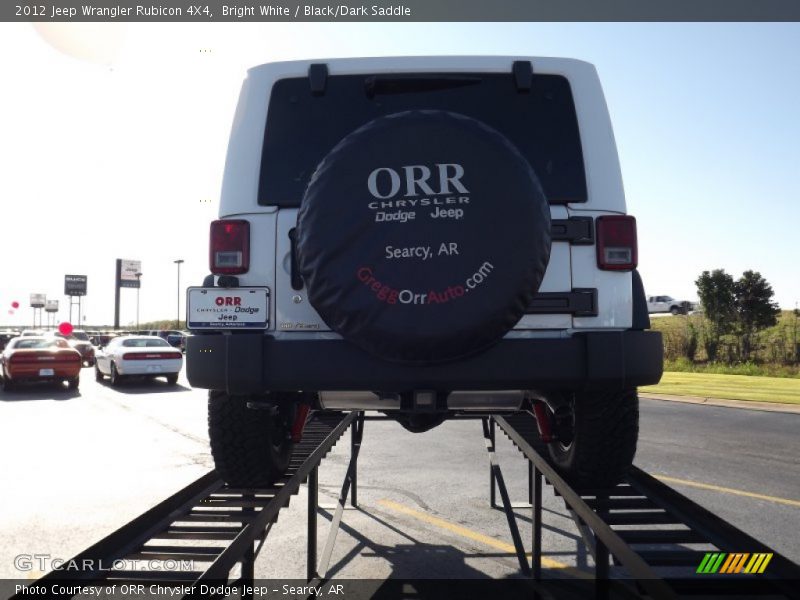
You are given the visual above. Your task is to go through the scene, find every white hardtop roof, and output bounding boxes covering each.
[246,55,595,79]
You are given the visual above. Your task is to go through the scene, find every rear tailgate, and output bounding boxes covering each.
[261,64,588,332]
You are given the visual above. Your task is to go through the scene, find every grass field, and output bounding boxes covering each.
[650,310,800,373]
[641,371,800,404]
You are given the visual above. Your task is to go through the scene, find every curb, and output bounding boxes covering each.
[639,393,800,415]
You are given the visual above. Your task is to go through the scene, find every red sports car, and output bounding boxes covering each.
[0,337,82,391]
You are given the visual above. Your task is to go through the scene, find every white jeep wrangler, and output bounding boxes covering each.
[186,56,663,488]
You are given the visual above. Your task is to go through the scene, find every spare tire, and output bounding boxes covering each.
[296,110,551,364]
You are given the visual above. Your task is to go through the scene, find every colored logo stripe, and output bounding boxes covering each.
[698,552,773,574]
[721,553,750,573]
[696,553,714,573]
[744,553,773,574]
[697,553,726,573]
[719,553,736,573]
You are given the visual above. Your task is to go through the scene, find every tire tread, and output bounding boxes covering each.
[548,389,639,489]
[208,391,293,487]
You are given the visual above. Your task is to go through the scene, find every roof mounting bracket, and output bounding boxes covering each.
[512,60,533,93]
[309,63,328,96]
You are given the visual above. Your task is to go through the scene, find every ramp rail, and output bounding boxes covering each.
[13,411,363,600]
[14,409,800,600]
[488,413,800,600]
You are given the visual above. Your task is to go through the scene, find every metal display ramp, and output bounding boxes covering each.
[13,410,800,600]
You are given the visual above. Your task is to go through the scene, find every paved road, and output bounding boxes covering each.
[1,373,798,584]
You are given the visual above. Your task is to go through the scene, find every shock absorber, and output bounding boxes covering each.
[531,399,555,443]
[290,403,311,443]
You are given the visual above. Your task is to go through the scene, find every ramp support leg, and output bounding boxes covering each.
[595,536,609,599]
[306,412,365,583]
[528,461,534,505]
[315,412,364,580]
[594,493,609,599]
[482,417,531,575]
[532,463,542,580]
[483,418,498,508]
[351,415,361,508]
[242,542,255,600]
[241,498,256,599]
[307,466,318,581]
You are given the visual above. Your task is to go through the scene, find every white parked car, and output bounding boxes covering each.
[95,336,183,386]
[646,295,696,315]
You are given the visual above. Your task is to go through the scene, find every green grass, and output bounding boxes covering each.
[664,358,799,378]
[650,310,799,338]
[649,310,800,377]
[640,371,800,404]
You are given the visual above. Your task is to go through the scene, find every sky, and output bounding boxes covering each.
[0,22,798,327]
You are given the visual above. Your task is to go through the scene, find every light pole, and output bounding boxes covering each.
[135,272,142,331]
[173,259,184,329]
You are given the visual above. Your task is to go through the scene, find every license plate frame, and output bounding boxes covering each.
[187,287,270,330]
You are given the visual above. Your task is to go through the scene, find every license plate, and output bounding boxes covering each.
[39,368,55,376]
[187,287,270,330]
[146,365,162,373]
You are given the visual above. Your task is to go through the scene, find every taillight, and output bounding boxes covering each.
[10,353,44,364]
[209,219,250,275]
[10,351,78,363]
[596,215,637,271]
[122,352,183,360]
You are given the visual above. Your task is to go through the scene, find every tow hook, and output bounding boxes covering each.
[291,404,311,443]
[246,400,278,413]
[532,400,555,443]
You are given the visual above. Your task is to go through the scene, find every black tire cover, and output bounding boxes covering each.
[296,110,551,364]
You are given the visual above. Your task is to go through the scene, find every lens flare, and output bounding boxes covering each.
[32,23,126,66]
[58,322,74,335]
[11,301,19,309]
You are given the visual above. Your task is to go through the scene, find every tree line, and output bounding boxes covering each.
[661,269,799,369]
[695,269,782,362]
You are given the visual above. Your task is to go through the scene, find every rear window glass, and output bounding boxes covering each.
[122,338,169,348]
[14,338,65,349]
[259,72,587,207]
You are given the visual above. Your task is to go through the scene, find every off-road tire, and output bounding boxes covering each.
[670,306,681,315]
[208,391,295,487]
[110,362,123,387]
[1,370,14,392]
[547,389,639,489]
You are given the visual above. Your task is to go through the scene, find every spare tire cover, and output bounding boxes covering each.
[296,110,551,364]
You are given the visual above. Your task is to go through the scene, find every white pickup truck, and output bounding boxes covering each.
[647,295,695,315]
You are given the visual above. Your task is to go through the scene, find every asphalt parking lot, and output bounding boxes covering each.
[1,371,798,585]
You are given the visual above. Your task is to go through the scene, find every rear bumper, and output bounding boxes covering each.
[6,366,81,380]
[186,330,663,394]
[117,360,182,376]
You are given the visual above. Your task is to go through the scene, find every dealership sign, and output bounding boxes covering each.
[30,293,46,308]
[119,259,142,288]
[45,300,59,312]
[64,274,88,296]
